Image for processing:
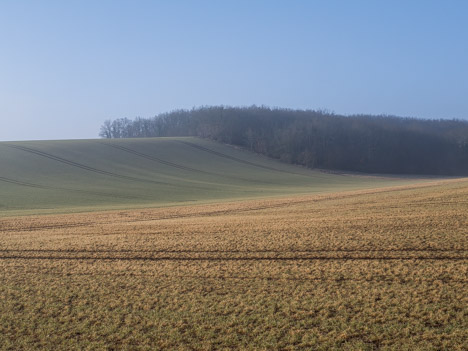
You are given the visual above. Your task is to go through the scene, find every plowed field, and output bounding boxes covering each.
[1,179,467,350]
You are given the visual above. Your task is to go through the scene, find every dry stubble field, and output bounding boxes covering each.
[1,179,467,350]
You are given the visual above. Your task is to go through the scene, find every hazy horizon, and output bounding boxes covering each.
[1,1,467,141]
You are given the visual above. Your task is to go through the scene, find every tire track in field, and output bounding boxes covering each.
[0,176,141,200]
[107,197,324,224]
[5,144,173,187]
[1,249,466,254]
[0,222,96,232]
[0,176,50,190]
[0,248,465,261]
[177,140,306,176]
[99,142,270,185]
[0,255,465,261]
[100,142,208,174]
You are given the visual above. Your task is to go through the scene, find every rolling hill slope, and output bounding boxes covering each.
[0,137,421,216]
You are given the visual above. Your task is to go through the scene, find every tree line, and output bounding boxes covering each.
[100,106,468,175]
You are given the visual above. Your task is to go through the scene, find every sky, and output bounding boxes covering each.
[1,0,467,141]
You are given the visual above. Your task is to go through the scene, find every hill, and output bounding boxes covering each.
[0,137,417,216]
[99,106,468,175]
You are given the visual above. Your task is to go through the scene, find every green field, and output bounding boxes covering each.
[0,137,415,216]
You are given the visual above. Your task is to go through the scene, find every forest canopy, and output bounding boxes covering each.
[100,106,468,175]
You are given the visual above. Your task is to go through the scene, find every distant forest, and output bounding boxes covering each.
[100,106,468,175]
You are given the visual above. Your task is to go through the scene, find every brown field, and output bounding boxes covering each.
[1,179,467,350]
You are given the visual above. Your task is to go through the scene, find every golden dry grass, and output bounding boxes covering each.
[1,179,467,350]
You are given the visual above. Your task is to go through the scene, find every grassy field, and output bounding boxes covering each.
[0,137,418,216]
[0,179,467,350]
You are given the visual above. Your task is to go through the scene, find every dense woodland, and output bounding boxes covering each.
[100,106,468,175]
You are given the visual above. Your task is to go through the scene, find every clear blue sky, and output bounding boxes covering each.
[1,0,467,141]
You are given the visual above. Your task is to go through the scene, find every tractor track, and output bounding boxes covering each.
[5,144,172,187]
[99,141,271,185]
[0,176,141,200]
[177,140,307,176]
